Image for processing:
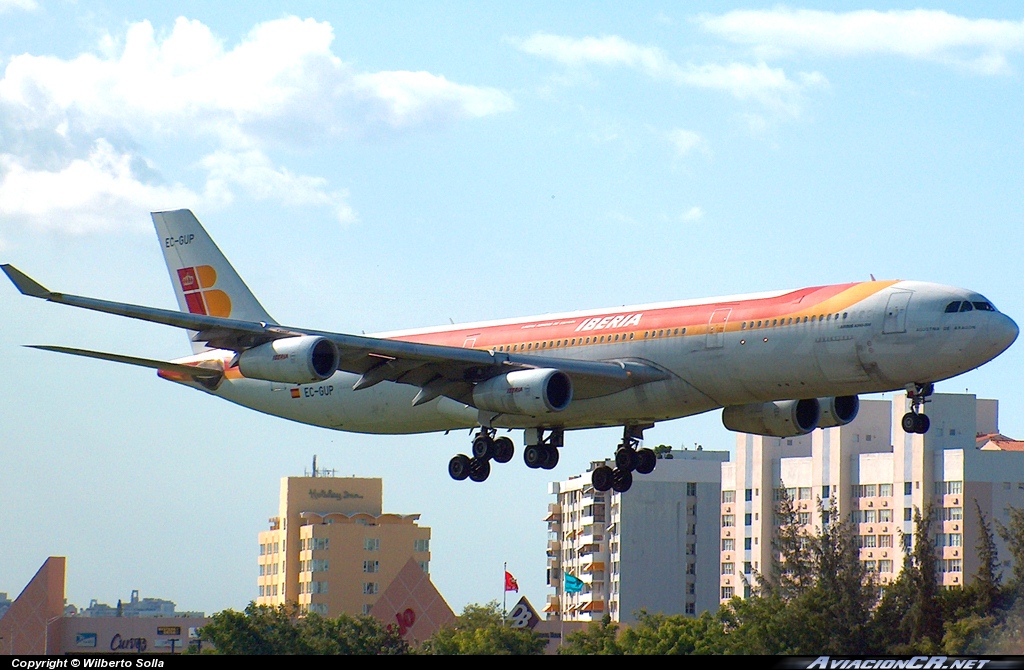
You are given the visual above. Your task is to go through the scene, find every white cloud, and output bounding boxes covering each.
[514,32,825,115]
[681,206,704,221]
[666,128,706,157]
[0,16,511,235]
[0,0,36,13]
[0,140,198,234]
[199,150,356,224]
[698,8,1024,74]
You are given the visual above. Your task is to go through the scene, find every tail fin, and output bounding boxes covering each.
[152,210,276,353]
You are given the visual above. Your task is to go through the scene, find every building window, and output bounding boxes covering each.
[414,539,430,552]
[312,538,329,551]
[905,508,913,521]
[798,487,811,500]
[363,582,379,595]
[686,563,696,575]
[687,583,695,595]
[940,481,963,495]
[745,513,752,526]
[364,538,380,551]
[799,512,810,526]
[880,483,893,497]
[687,482,697,496]
[744,562,752,574]
[941,559,963,573]
[363,604,373,615]
[722,538,735,551]
[859,535,877,548]
[722,515,735,527]
[942,507,963,521]
[880,560,893,573]
[879,535,893,548]
[905,482,913,495]
[721,562,734,575]
[363,560,380,573]
[420,561,429,574]
[721,587,734,600]
[685,603,696,615]
[879,509,892,522]
[822,486,830,500]
[722,490,735,503]
[745,489,753,502]
[745,537,752,550]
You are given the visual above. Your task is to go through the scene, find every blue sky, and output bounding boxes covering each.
[2,1,1023,616]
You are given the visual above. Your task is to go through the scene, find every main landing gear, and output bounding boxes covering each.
[901,383,934,434]
[522,428,562,471]
[591,424,657,494]
[448,428,516,483]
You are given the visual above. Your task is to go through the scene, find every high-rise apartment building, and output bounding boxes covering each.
[257,473,431,616]
[720,392,1024,602]
[547,449,728,623]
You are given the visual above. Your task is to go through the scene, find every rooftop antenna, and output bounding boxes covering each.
[312,454,317,477]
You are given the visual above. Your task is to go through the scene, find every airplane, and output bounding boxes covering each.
[2,210,1018,493]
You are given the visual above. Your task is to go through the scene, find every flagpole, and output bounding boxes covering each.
[502,561,507,625]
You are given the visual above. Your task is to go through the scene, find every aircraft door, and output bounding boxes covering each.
[706,308,732,348]
[882,291,913,334]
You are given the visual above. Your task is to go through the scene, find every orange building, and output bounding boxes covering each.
[257,473,433,617]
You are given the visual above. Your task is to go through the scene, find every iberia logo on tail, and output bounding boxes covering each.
[177,265,232,317]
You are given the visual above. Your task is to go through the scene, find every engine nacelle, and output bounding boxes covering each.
[722,399,820,437]
[817,395,859,428]
[472,368,573,416]
[238,336,339,385]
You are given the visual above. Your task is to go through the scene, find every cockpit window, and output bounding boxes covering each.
[959,301,974,312]
[973,301,996,312]
[945,301,961,313]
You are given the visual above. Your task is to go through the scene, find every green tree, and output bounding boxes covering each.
[558,614,622,654]
[873,506,942,653]
[198,602,408,655]
[423,602,546,655]
[758,486,813,601]
[997,505,1024,596]
[616,611,728,655]
[971,499,1002,615]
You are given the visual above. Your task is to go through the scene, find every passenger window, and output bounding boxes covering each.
[945,302,961,313]
[959,302,974,312]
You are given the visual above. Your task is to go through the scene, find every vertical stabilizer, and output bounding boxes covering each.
[152,210,276,353]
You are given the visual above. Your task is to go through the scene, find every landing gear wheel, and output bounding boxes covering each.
[524,445,544,469]
[916,414,930,433]
[615,447,637,472]
[469,457,491,482]
[902,412,930,434]
[540,445,559,470]
[635,448,657,475]
[492,436,514,464]
[448,454,470,481]
[472,434,494,460]
[592,465,614,492]
[611,468,633,493]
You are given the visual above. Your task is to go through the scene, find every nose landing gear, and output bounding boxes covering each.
[901,383,934,434]
[592,424,657,493]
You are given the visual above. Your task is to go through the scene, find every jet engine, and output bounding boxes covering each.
[238,336,339,384]
[722,399,820,437]
[817,395,860,428]
[472,368,573,416]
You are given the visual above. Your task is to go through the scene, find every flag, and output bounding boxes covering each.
[505,571,519,592]
[564,573,583,593]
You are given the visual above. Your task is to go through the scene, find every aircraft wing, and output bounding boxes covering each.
[3,264,672,403]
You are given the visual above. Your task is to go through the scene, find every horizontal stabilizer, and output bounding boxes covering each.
[28,345,224,380]
[2,264,51,298]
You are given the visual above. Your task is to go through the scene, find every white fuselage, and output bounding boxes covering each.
[172,280,1018,435]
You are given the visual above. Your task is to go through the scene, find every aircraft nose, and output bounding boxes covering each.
[989,313,1019,355]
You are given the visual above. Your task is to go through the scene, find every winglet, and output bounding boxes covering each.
[1,264,52,299]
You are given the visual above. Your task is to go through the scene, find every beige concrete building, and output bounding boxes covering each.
[547,449,728,623]
[720,392,1024,602]
[257,473,431,617]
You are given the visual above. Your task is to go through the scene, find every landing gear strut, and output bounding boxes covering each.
[449,428,515,483]
[523,428,562,471]
[592,424,657,494]
[901,383,933,434]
